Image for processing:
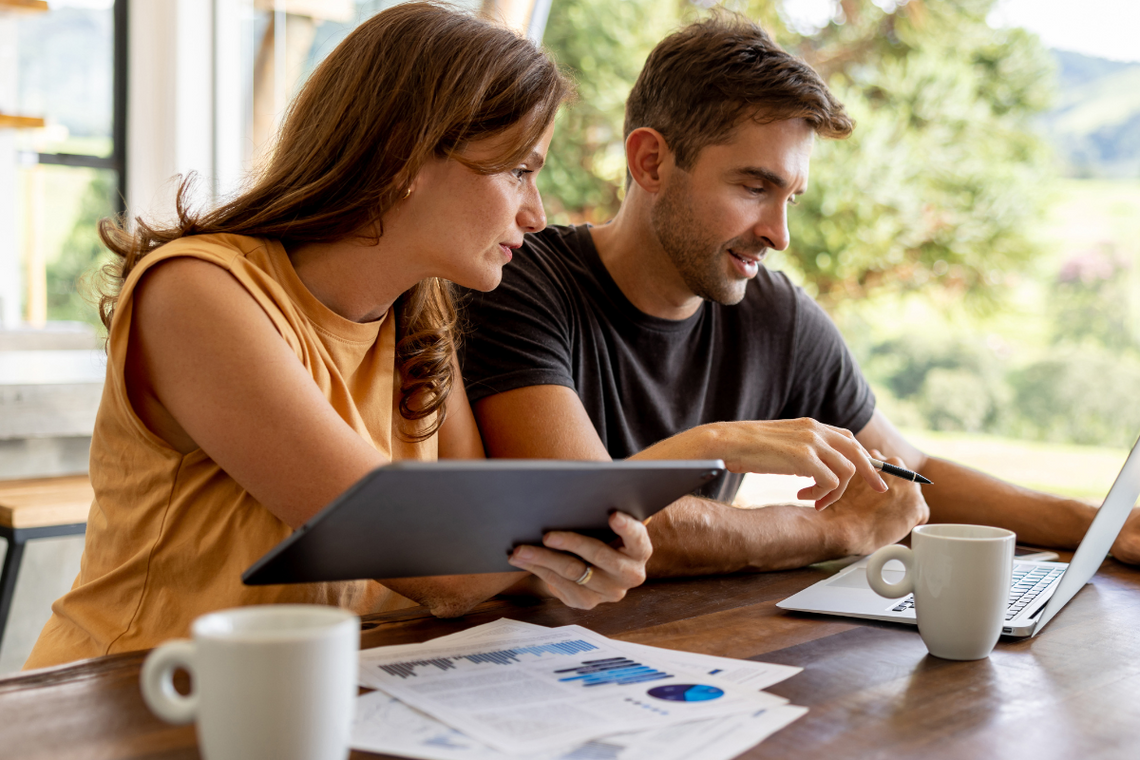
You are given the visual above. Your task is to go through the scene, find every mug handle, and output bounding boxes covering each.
[140,639,199,725]
[866,544,916,599]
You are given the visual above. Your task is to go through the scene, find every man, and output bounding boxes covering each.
[460,14,1140,577]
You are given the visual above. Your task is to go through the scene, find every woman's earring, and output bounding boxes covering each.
[403,187,412,200]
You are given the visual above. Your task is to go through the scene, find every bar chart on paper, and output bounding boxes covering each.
[378,639,600,678]
[554,657,674,687]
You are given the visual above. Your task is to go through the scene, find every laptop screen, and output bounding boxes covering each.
[1032,433,1140,634]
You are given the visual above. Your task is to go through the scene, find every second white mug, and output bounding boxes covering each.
[866,524,1015,660]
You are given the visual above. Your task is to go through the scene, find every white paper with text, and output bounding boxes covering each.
[358,624,786,752]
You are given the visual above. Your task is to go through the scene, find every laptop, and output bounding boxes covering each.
[777,433,1140,637]
[243,459,724,585]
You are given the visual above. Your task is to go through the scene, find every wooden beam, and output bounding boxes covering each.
[0,114,46,130]
[0,0,49,12]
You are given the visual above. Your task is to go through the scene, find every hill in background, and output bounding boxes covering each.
[1041,50,1140,179]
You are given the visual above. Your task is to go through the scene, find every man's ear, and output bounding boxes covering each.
[625,128,672,194]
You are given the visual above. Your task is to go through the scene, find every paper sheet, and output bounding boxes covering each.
[428,618,802,692]
[356,618,803,755]
[358,623,785,752]
[353,691,807,760]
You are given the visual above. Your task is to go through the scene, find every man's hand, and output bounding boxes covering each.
[819,452,930,556]
[638,417,888,510]
[1111,508,1140,565]
[507,511,651,608]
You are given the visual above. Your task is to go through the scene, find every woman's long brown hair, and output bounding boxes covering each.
[97,2,569,440]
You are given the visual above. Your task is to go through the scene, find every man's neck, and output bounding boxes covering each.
[587,198,705,321]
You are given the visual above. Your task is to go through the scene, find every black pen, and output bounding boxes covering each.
[870,458,932,485]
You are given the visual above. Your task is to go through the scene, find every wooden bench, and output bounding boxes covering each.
[0,475,92,647]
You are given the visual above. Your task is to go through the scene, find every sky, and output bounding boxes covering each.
[784,0,1140,62]
[989,0,1140,63]
[783,0,1140,63]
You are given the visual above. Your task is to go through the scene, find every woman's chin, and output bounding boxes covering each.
[451,268,504,293]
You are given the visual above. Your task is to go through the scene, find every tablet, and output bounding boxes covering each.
[242,459,725,584]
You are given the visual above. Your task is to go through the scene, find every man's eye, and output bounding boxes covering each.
[787,196,800,207]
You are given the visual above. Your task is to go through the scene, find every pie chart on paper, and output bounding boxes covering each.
[646,684,725,702]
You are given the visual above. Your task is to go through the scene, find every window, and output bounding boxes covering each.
[2,0,124,329]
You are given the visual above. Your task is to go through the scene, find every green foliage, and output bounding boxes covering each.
[857,329,1140,449]
[861,334,1009,434]
[1007,348,1140,447]
[918,367,992,433]
[539,0,685,222]
[857,330,1140,448]
[1049,243,1138,352]
[46,171,116,327]
[777,0,1055,312]
[867,334,997,399]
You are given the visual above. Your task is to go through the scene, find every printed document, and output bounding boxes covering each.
[432,618,802,691]
[357,619,801,754]
[353,691,807,760]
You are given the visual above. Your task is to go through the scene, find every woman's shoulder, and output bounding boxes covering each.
[148,233,271,268]
[114,235,288,343]
[123,234,283,303]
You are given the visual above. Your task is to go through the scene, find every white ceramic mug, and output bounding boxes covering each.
[140,605,359,760]
[866,524,1015,660]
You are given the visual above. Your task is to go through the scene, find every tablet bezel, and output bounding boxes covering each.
[243,459,725,584]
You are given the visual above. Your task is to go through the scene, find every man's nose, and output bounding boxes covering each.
[753,205,790,252]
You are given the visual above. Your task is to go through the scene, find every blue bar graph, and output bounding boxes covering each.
[554,657,673,687]
[379,639,600,678]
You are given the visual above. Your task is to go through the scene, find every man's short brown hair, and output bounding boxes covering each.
[625,13,853,170]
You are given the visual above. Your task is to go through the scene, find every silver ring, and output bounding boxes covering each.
[574,565,594,586]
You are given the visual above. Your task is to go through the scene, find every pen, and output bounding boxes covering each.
[870,458,932,485]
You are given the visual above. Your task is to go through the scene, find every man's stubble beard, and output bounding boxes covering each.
[650,171,750,306]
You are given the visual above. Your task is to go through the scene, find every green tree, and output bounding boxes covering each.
[46,170,115,327]
[1008,348,1140,447]
[779,0,1055,313]
[1049,243,1137,352]
[539,0,685,223]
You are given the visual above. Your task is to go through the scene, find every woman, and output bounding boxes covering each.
[24,2,651,669]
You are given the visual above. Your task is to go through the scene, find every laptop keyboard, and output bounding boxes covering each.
[888,564,1065,620]
[890,598,915,613]
[1006,565,1065,620]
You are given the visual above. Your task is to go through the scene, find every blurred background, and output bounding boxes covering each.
[9,0,1137,492]
[0,0,1137,669]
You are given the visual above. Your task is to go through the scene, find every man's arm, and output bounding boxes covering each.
[639,474,924,576]
[473,384,927,576]
[858,410,1140,564]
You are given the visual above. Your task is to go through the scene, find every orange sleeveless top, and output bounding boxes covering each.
[25,234,434,669]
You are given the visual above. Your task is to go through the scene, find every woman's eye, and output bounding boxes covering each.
[512,168,533,180]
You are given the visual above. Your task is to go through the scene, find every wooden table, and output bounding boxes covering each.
[3,555,1139,760]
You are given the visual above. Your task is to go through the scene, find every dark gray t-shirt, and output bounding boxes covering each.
[460,224,876,500]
